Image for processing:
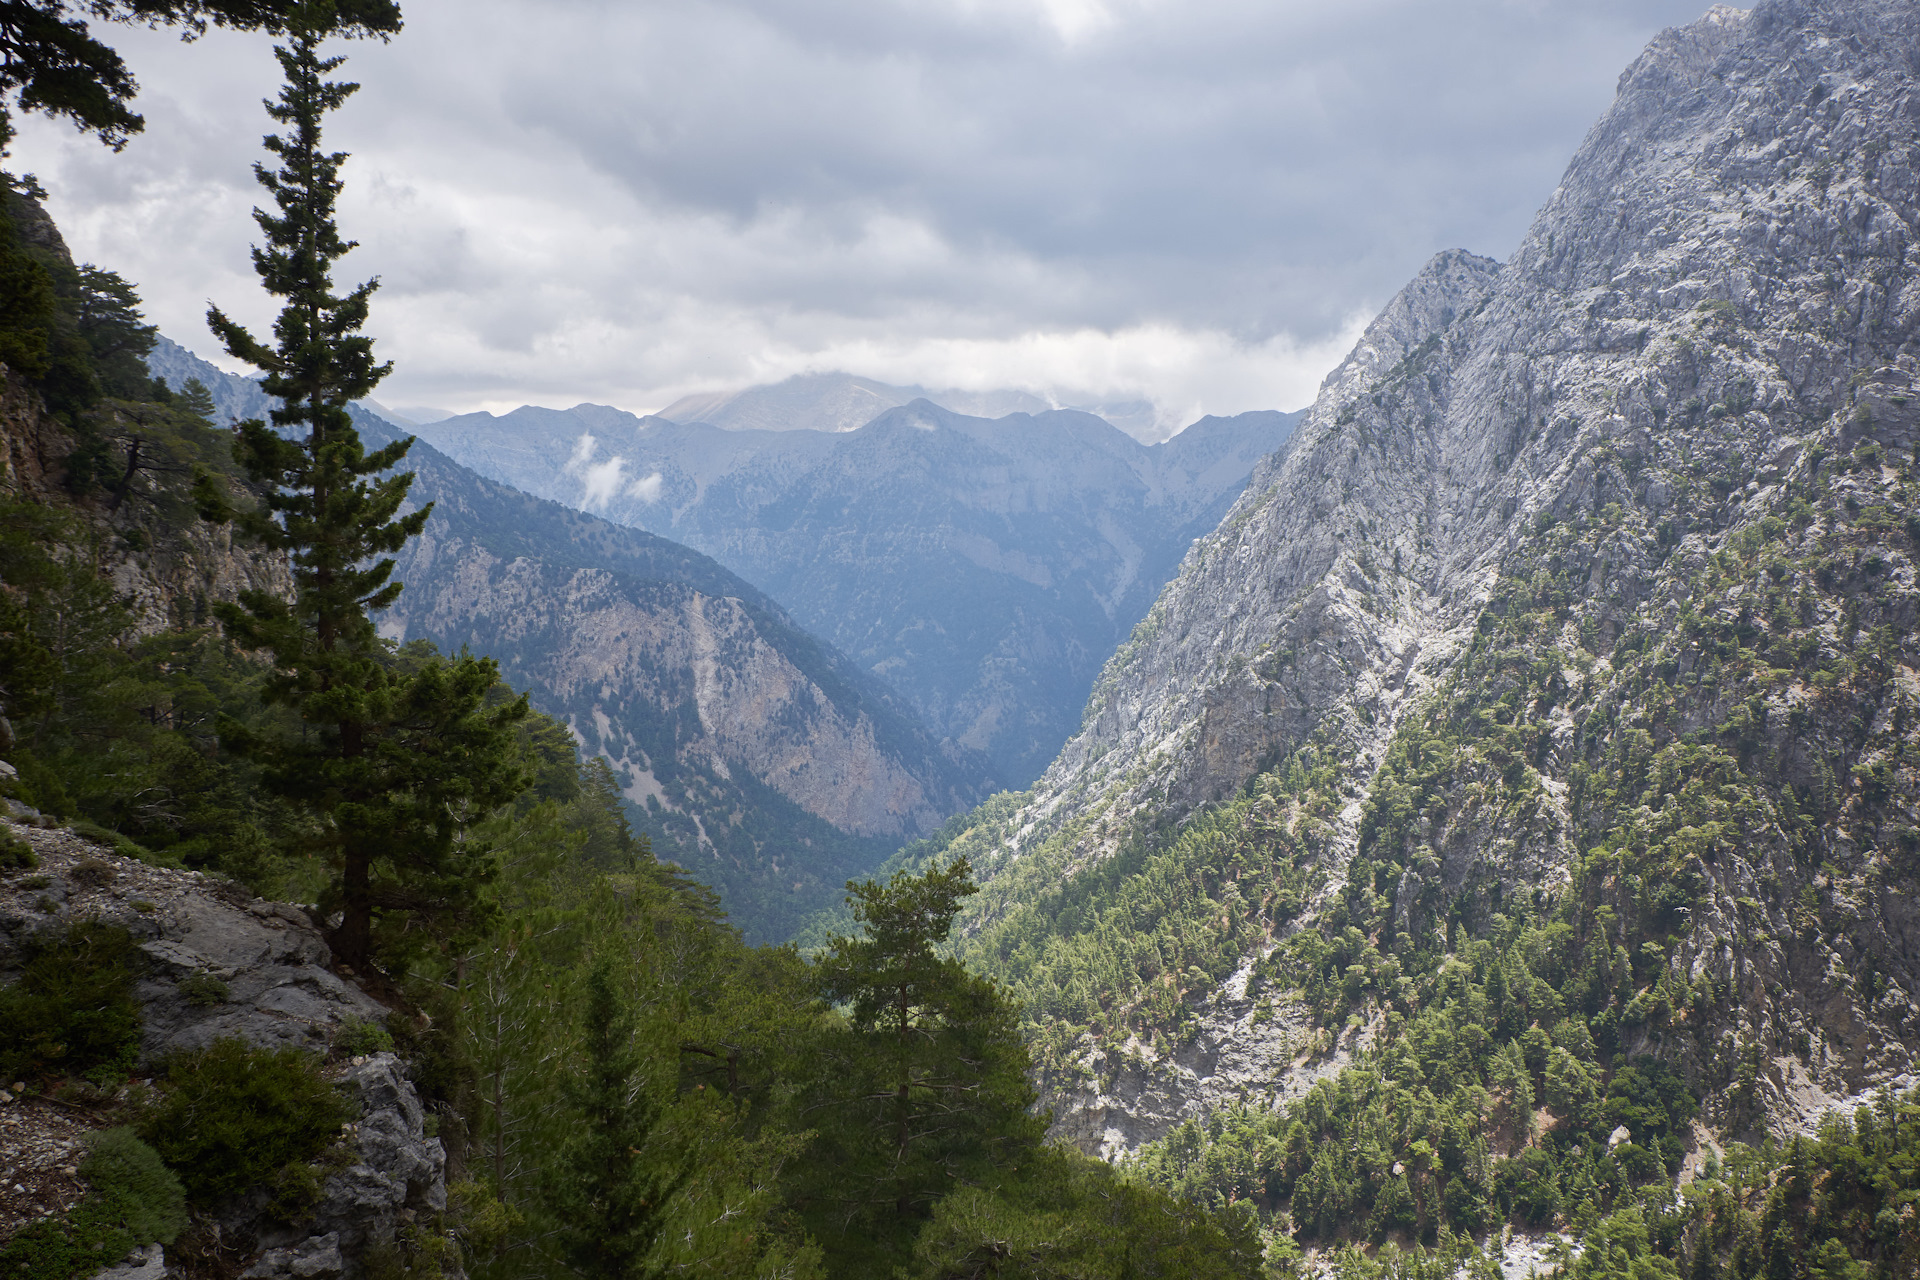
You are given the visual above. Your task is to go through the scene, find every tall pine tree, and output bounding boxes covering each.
[203,1,524,975]
[543,959,686,1280]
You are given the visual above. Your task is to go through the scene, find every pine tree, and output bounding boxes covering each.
[202,4,525,975]
[544,959,685,1280]
[801,857,1044,1268]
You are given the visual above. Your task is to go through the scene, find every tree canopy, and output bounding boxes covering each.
[0,0,402,149]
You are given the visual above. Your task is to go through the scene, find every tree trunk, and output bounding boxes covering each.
[333,844,373,973]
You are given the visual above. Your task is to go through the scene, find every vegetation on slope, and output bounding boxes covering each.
[777,347,1920,1277]
[1097,413,1920,1273]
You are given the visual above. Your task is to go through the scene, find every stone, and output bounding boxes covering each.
[88,1241,166,1280]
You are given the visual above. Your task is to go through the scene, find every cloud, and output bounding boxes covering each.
[564,433,628,509]
[8,0,1709,425]
[630,473,665,504]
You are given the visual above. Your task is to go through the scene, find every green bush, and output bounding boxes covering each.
[0,827,36,869]
[71,821,172,869]
[176,973,230,1007]
[79,1128,188,1244]
[137,1037,349,1207]
[333,1016,395,1057]
[0,922,144,1081]
[0,1129,185,1280]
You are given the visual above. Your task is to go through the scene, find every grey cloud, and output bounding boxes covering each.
[357,0,1710,335]
[11,0,1714,417]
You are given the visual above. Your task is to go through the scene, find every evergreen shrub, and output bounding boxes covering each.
[137,1037,349,1207]
[0,827,36,869]
[0,922,143,1081]
[0,1128,185,1280]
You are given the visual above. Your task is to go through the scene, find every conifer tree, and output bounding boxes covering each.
[203,1,524,974]
[802,857,1043,1267]
[544,959,685,1280]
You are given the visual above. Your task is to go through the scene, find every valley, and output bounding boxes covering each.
[407,394,1299,787]
[4,0,1920,1276]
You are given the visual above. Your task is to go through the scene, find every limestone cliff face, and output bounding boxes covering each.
[383,533,959,840]
[961,0,1920,1153]
[0,364,291,640]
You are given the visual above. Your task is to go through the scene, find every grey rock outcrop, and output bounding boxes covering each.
[962,0,1920,1152]
[241,1056,446,1280]
[0,822,454,1280]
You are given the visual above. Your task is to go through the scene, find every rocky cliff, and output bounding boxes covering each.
[0,231,290,642]
[939,0,1920,1160]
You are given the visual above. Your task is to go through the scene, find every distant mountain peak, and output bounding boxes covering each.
[657,371,1167,441]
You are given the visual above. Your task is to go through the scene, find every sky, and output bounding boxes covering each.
[11,0,1714,431]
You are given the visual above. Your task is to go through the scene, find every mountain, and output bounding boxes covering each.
[872,0,1920,1230]
[146,345,988,942]
[657,370,1162,441]
[408,399,1301,786]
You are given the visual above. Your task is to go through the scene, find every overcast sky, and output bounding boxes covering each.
[11,0,1712,429]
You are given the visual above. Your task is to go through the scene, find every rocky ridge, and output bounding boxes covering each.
[947,0,1920,1156]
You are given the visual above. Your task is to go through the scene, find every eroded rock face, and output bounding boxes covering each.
[0,822,453,1280]
[972,0,1920,1152]
[384,537,952,839]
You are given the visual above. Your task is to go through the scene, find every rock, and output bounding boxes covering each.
[243,1057,448,1280]
[1609,1125,1632,1150]
[243,1233,343,1280]
[0,761,16,784]
[88,1241,166,1280]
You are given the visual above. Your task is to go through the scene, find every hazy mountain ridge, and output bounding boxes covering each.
[907,0,1920,1164]
[146,344,989,940]
[411,398,1300,785]
[658,370,1162,441]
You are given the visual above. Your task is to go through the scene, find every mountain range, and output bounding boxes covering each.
[657,371,1164,441]
[145,342,988,941]
[409,399,1299,785]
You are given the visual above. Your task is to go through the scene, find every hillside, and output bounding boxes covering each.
[846,0,1920,1265]
[410,398,1300,785]
[145,346,988,942]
